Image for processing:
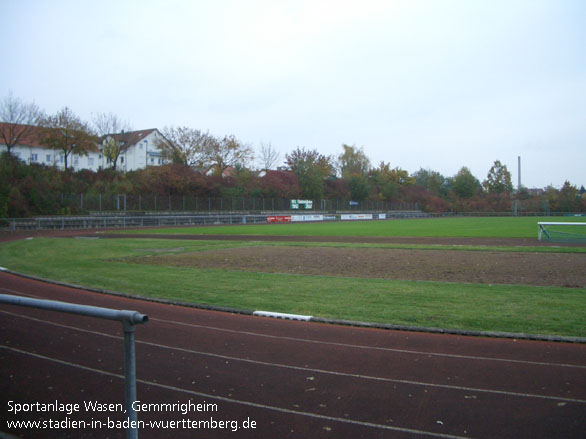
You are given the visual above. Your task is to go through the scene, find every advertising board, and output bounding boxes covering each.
[291,215,324,222]
[267,216,292,223]
[341,214,373,221]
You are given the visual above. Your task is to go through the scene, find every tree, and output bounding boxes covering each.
[412,168,448,196]
[0,92,43,154]
[451,167,480,198]
[39,107,97,170]
[338,144,370,178]
[556,181,579,212]
[205,134,254,175]
[348,175,371,201]
[483,160,513,194]
[93,112,132,170]
[156,126,211,167]
[286,147,334,199]
[258,141,280,171]
[369,161,414,200]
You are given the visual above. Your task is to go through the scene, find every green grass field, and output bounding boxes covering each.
[1,215,585,338]
[123,216,586,238]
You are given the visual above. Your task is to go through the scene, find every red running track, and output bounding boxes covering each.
[1,271,585,439]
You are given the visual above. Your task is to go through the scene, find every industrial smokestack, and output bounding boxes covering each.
[518,156,521,191]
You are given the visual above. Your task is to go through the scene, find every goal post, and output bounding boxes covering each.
[538,222,586,243]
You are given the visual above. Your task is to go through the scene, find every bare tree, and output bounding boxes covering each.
[39,107,97,169]
[155,126,212,167]
[93,112,132,170]
[0,92,43,154]
[258,141,280,170]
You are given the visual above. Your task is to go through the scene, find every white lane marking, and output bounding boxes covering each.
[0,288,586,369]
[150,317,586,370]
[1,345,475,439]
[3,288,585,369]
[2,310,585,404]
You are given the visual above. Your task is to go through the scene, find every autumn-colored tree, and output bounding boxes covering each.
[450,167,480,198]
[483,160,513,194]
[156,126,212,167]
[348,175,371,201]
[338,144,370,178]
[555,181,579,212]
[205,134,254,175]
[39,107,97,170]
[412,168,448,196]
[286,147,334,199]
[369,161,414,200]
[259,170,301,199]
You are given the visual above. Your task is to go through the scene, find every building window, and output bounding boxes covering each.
[30,153,38,162]
[46,154,51,163]
[121,156,125,164]
[158,158,162,165]
[88,157,94,166]
[59,155,64,163]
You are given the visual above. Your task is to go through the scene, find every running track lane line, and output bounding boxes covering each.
[0,345,475,439]
[149,317,586,369]
[1,288,583,370]
[2,310,585,405]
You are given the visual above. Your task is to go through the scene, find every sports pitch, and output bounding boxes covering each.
[0,216,585,337]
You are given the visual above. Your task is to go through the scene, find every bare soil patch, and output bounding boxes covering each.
[130,246,586,288]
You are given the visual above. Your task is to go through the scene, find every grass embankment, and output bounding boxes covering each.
[0,237,584,337]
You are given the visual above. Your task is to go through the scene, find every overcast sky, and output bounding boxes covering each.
[2,0,585,189]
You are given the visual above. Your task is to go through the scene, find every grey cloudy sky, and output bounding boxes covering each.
[2,0,585,189]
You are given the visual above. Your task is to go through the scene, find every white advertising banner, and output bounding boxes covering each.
[291,215,324,222]
[341,214,373,221]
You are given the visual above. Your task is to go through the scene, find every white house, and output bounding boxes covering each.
[99,128,166,171]
[0,123,166,172]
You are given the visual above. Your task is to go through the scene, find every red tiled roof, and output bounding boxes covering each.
[0,122,44,148]
[101,129,159,151]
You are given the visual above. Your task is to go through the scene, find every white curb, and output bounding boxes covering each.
[253,311,313,321]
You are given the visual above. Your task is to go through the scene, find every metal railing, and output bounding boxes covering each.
[0,213,269,231]
[0,294,148,439]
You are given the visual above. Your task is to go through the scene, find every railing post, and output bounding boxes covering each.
[123,320,139,439]
[0,295,147,439]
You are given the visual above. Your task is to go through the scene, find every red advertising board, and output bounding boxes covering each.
[267,215,292,223]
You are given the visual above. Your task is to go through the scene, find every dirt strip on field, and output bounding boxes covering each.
[128,246,586,288]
